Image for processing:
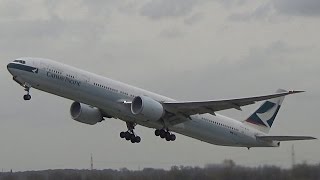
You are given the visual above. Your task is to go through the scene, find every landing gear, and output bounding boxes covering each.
[23,94,31,100]
[120,122,141,143]
[120,131,141,143]
[155,129,176,141]
[23,85,31,101]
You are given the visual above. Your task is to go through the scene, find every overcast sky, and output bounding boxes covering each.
[0,0,319,171]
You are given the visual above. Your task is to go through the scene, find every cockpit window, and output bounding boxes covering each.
[14,60,26,64]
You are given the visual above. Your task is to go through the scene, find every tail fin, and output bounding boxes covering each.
[244,89,287,133]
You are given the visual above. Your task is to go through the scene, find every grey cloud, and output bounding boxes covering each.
[0,19,63,39]
[272,0,320,17]
[140,0,203,20]
[118,1,142,15]
[0,19,105,54]
[159,28,184,38]
[0,1,108,41]
[184,13,204,25]
[81,0,123,17]
[229,0,320,22]
[217,0,248,8]
[236,41,314,70]
[228,3,272,22]
[0,0,25,19]
[264,40,298,54]
[148,41,319,100]
[0,19,64,56]
[45,0,118,16]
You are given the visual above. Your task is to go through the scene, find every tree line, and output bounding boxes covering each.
[0,161,319,180]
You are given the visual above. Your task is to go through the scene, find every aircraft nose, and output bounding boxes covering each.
[7,63,15,75]
[7,63,11,71]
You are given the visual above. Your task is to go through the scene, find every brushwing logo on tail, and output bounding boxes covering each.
[256,102,278,126]
[247,99,281,127]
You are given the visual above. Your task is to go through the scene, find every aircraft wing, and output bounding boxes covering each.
[256,136,317,141]
[163,90,303,116]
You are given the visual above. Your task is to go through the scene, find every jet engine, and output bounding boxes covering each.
[70,102,103,125]
[131,96,164,121]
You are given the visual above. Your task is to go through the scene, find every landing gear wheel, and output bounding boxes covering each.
[125,132,131,140]
[165,131,171,141]
[159,129,166,138]
[120,132,126,138]
[130,133,135,140]
[155,129,160,136]
[130,135,141,143]
[156,128,176,142]
[23,94,31,101]
[170,134,176,141]
[134,136,141,143]
[165,131,171,139]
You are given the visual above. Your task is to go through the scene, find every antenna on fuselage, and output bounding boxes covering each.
[291,145,295,168]
[90,153,93,170]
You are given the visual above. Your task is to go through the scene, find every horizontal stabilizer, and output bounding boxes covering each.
[257,136,317,141]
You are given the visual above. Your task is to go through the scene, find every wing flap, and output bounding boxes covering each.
[257,136,317,141]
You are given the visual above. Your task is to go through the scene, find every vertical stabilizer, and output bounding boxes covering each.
[244,89,287,133]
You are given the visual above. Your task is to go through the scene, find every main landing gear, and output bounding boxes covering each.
[155,129,176,141]
[120,122,141,143]
[23,85,31,101]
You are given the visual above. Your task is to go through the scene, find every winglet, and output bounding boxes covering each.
[288,90,305,94]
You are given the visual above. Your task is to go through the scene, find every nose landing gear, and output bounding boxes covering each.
[23,85,31,101]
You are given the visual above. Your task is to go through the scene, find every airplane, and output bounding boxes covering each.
[7,57,316,148]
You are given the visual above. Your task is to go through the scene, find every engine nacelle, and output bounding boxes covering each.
[131,96,164,121]
[70,102,103,125]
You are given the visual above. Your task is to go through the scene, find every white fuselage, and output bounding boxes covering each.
[7,58,279,148]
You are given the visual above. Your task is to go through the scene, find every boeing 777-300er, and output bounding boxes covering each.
[7,57,316,148]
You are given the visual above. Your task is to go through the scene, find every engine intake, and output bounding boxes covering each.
[131,96,164,121]
[70,102,103,125]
